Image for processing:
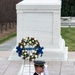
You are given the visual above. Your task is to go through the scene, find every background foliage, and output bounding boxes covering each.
[0,0,22,33]
[0,0,75,25]
[61,0,75,16]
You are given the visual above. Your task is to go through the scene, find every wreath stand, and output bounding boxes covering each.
[21,47,35,75]
[16,37,44,75]
[21,59,32,75]
[18,60,34,75]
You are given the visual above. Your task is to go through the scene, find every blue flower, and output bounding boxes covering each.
[37,46,44,57]
[16,46,23,57]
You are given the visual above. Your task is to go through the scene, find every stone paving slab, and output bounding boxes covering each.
[0,38,16,51]
[0,60,75,75]
[0,60,11,75]
[68,52,75,61]
[60,62,74,75]
[47,61,61,75]
[3,61,22,75]
[0,60,22,75]
[0,51,11,60]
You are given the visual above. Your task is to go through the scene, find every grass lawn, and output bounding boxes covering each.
[0,27,75,51]
[61,27,75,51]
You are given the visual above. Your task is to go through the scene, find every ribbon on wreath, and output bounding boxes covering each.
[16,45,44,57]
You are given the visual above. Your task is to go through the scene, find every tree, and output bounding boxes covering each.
[61,0,75,16]
[0,0,22,33]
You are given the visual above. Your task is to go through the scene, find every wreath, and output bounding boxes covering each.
[16,37,44,61]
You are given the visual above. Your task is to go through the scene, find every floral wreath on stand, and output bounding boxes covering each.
[16,37,44,61]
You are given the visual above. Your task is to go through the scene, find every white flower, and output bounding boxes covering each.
[24,43,26,46]
[34,44,37,47]
[35,55,38,58]
[30,53,32,56]
[32,40,34,42]
[29,41,32,44]
[27,57,29,60]
[20,46,23,49]
[24,53,27,55]
[35,38,36,40]
[22,50,24,52]
[32,59,34,61]
[34,51,37,53]
[21,55,24,58]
